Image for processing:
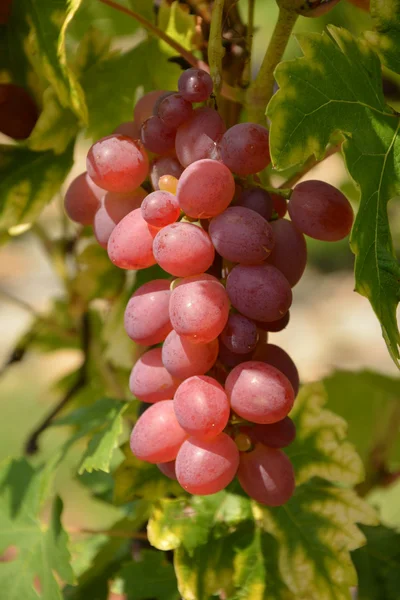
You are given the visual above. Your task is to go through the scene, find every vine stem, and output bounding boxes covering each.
[242,0,255,86]
[279,143,343,190]
[208,0,225,97]
[246,7,298,124]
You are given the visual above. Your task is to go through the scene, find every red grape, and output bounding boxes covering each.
[93,188,146,248]
[158,93,194,129]
[236,187,273,220]
[140,116,176,155]
[64,172,102,225]
[0,84,38,140]
[113,120,140,139]
[178,68,213,103]
[87,135,149,193]
[150,156,184,190]
[256,311,290,333]
[175,107,225,167]
[129,348,181,403]
[130,400,187,463]
[175,433,239,494]
[134,90,168,124]
[252,343,299,396]
[157,461,177,480]
[141,191,180,228]
[225,361,294,424]
[107,208,158,270]
[267,219,307,287]
[124,279,172,346]
[162,330,218,379]
[249,417,296,448]
[173,375,230,439]
[271,193,287,218]
[219,123,271,176]
[220,313,259,355]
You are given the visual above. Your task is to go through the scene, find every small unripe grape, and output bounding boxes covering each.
[159,175,179,195]
[234,433,252,452]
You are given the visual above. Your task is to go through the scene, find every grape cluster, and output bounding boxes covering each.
[64,68,354,506]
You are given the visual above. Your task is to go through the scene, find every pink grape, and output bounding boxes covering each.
[152,91,174,115]
[271,193,287,218]
[130,400,187,463]
[140,116,176,155]
[178,68,213,103]
[150,156,184,190]
[250,417,296,448]
[256,311,290,333]
[141,191,180,228]
[162,330,218,379]
[158,93,194,129]
[288,180,354,241]
[238,444,295,506]
[252,343,299,396]
[113,120,140,139]
[107,208,158,270]
[169,274,230,343]
[134,90,168,124]
[175,107,225,167]
[157,461,177,480]
[177,159,235,219]
[219,123,271,176]
[225,361,294,424]
[64,172,102,225]
[175,433,239,495]
[267,219,307,287]
[236,187,273,220]
[173,375,230,439]
[86,135,149,193]
[220,313,259,355]
[124,279,172,345]
[209,206,275,264]
[226,264,292,322]
[153,222,215,277]
[93,188,147,248]
[129,348,181,403]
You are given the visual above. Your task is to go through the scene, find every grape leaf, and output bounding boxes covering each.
[113,443,183,504]
[119,550,179,600]
[0,143,73,234]
[257,479,378,600]
[72,243,125,303]
[287,383,365,485]
[365,0,400,74]
[54,398,127,474]
[267,26,400,367]
[158,1,196,57]
[351,524,400,600]
[0,458,74,600]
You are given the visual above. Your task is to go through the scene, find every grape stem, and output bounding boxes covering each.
[246,7,298,124]
[208,0,225,97]
[242,0,255,87]
[264,186,292,199]
[279,142,343,190]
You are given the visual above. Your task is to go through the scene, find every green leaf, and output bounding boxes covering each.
[25,87,78,154]
[119,550,179,600]
[267,26,400,366]
[352,524,400,600]
[365,0,400,74]
[72,243,125,303]
[113,443,183,504]
[0,143,73,233]
[54,398,127,474]
[256,478,378,600]
[287,383,365,485]
[158,1,196,57]
[0,458,74,600]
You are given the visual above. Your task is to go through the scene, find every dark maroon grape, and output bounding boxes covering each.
[178,68,213,102]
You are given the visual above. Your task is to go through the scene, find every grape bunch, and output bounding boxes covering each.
[64,68,354,506]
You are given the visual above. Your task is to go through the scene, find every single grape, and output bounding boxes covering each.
[173,375,230,439]
[178,68,213,103]
[0,83,38,140]
[130,400,187,463]
[175,107,226,167]
[153,222,215,277]
[271,193,287,218]
[150,156,184,191]
[225,361,294,424]
[134,90,168,124]
[141,191,180,228]
[64,172,103,225]
[234,432,252,452]
[87,135,149,193]
[256,311,290,333]
[226,264,292,322]
[162,330,218,379]
[209,206,275,264]
[107,208,158,270]
[124,279,172,345]
[157,460,177,480]
[252,343,299,396]
[159,175,179,195]
[129,347,181,403]
[152,91,175,115]
[94,188,147,248]
[238,444,295,506]
[220,313,259,355]
[250,417,296,448]
[169,274,230,344]
[236,187,273,220]
[140,116,176,155]
[175,433,239,495]
[267,219,307,287]
[113,120,140,139]
[288,180,354,241]
[177,159,235,219]
[158,93,194,129]
[219,123,271,176]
